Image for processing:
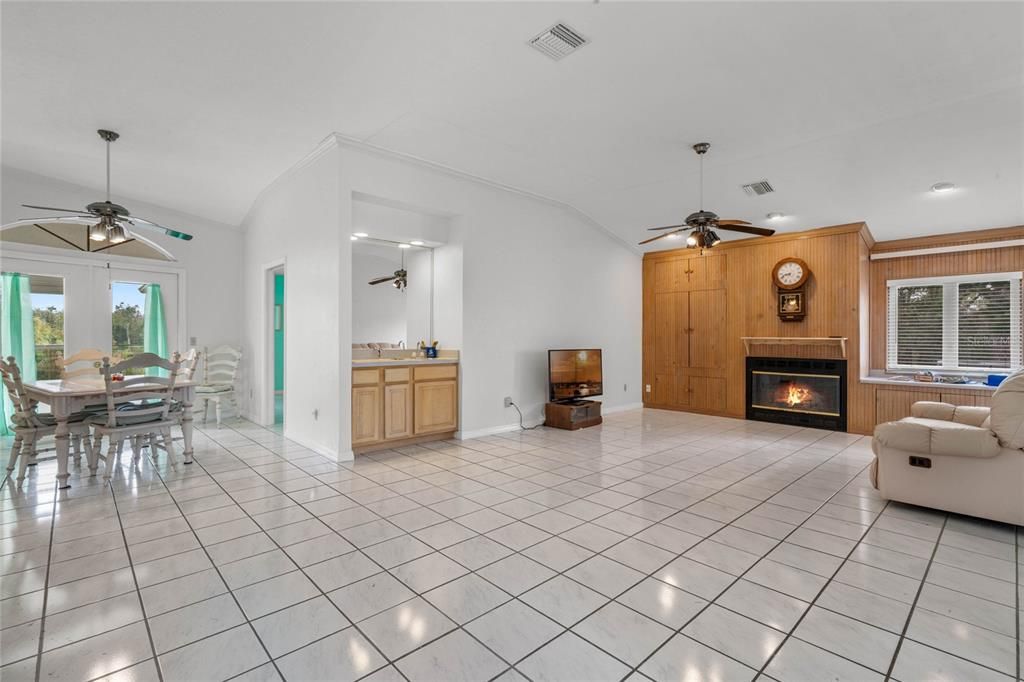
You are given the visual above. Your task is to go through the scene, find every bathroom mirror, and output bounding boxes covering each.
[351,239,433,349]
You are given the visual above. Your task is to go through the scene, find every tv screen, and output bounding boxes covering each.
[549,349,603,401]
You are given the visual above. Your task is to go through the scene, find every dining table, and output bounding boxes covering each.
[22,376,197,489]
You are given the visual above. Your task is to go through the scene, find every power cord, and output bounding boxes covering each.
[509,400,545,430]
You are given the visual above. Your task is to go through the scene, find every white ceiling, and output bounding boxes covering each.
[3,2,1022,250]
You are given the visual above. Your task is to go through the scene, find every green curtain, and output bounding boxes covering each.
[143,283,168,377]
[0,273,37,436]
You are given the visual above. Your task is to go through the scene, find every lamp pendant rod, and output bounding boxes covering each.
[105,138,111,202]
[699,153,703,212]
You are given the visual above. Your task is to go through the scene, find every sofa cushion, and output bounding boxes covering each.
[910,401,991,427]
[874,417,1002,458]
[991,368,1024,449]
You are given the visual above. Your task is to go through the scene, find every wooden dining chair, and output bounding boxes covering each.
[59,349,123,380]
[89,352,181,480]
[198,345,241,428]
[1,357,93,485]
[144,348,200,457]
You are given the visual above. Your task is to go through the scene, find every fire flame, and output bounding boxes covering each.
[784,385,811,407]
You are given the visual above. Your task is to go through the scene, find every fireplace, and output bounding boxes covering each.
[746,357,847,431]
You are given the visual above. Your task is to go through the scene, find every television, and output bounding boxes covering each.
[548,349,603,402]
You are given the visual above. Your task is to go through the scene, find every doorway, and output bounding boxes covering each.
[273,269,285,425]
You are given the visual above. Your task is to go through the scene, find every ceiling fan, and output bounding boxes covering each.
[10,129,193,243]
[368,250,407,290]
[639,142,775,248]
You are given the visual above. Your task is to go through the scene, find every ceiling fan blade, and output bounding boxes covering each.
[368,276,397,285]
[646,223,687,232]
[6,216,94,229]
[717,220,751,226]
[718,224,776,237]
[22,204,89,214]
[638,228,685,245]
[126,216,194,241]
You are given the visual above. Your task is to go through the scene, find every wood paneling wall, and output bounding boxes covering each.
[869,226,1024,370]
[643,223,1023,435]
[643,223,875,433]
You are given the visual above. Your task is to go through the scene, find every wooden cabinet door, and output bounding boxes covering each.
[690,377,726,412]
[688,289,726,369]
[352,385,382,445]
[654,373,688,407]
[688,255,726,290]
[875,389,940,424]
[414,380,458,434]
[653,292,689,406]
[940,392,976,407]
[383,383,413,440]
[653,259,685,293]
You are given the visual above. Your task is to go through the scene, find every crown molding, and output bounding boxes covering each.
[240,134,341,227]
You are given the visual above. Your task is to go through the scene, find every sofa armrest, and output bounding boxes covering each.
[875,417,1001,458]
[910,401,991,427]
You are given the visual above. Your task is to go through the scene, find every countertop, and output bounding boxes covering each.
[861,375,997,392]
[352,358,460,368]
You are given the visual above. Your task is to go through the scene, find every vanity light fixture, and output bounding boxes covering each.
[353,232,369,237]
[930,182,956,193]
[350,235,358,241]
[398,243,412,249]
[410,240,424,246]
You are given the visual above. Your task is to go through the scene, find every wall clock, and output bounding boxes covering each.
[772,257,810,321]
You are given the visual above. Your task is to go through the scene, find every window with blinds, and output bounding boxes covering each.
[887,272,1023,373]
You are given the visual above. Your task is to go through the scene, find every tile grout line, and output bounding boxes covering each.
[29,477,59,682]
[1016,526,1020,682]
[881,514,949,681]
[107,476,166,682]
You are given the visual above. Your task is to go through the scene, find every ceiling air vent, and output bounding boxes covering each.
[528,23,588,61]
[742,180,775,196]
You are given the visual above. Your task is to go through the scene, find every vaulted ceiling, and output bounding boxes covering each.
[3,2,1021,250]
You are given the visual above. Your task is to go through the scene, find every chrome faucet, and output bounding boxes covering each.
[398,340,406,349]
[375,347,383,358]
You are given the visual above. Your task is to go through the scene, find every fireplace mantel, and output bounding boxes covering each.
[741,336,848,359]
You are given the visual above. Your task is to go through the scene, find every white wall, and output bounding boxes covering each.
[0,166,244,353]
[242,149,347,458]
[335,138,642,437]
[352,251,407,345]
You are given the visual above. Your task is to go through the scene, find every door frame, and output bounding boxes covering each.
[0,245,187,357]
[261,258,286,427]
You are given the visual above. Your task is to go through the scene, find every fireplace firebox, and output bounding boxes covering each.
[746,357,847,431]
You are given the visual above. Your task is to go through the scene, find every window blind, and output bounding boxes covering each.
[887,272,1023,372]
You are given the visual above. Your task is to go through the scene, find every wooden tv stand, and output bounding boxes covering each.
[545,400,602,430]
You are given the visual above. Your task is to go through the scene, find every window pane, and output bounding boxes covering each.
[958,280,1011,369]
[896,285,943,366]
[31,276,64,380]
[112,282,146,375]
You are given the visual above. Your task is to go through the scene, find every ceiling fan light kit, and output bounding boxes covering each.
[639,142,776,249]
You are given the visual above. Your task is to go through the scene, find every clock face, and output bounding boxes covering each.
[774,258,808,289]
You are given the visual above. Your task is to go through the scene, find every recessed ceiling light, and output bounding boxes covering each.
[410,240,424,246]
[398,243,412,249]
[350,235,358,241]
[766,212,784,221]
[353,232,369,238]
[930,182,956,193]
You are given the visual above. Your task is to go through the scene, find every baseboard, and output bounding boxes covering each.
[457,418,544,440]
[281,430,346,461]
[600,401,643,414]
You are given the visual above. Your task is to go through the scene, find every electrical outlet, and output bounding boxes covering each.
[503,396,513,408]
[645,384,652,393]
[190,336,197,346]
[623,383,627,392]
[313,408,319,420]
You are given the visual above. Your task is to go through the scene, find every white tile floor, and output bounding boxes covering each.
[0,409,1020,682]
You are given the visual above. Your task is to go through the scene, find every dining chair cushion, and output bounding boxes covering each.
[87,411,166,427]
[196,384,233,394]
[9,411,91,429]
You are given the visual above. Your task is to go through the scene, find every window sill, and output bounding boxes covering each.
[861,375,997,392]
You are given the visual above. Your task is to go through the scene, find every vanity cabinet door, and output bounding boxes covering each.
[352,385,382,445]
[384,383,413,440]
[414,380,458,434]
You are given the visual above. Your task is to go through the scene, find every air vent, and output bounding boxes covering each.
[742,180,775,196]
[528,23,588,61]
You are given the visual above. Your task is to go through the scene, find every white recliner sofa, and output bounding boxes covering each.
[871,369,1024,525]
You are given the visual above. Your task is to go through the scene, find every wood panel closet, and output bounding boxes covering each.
[644,254,728,413]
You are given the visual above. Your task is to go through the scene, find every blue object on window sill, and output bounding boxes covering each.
[987,374,1008,387]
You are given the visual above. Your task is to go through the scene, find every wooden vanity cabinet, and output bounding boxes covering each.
[352,363,459,451]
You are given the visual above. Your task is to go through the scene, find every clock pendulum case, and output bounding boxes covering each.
[772,257,810,321]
